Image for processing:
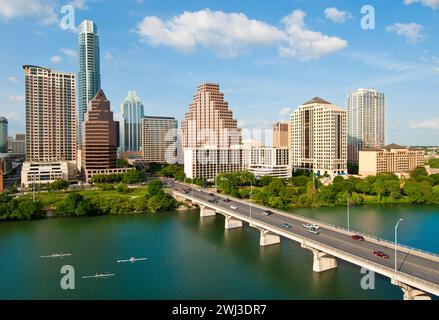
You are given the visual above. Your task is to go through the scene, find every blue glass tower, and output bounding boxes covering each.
[120,91,145,152]
[78,20,101,146]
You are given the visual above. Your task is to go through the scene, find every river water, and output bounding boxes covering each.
[0,204,438,300]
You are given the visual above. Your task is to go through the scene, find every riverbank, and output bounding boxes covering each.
[0,181,180,222]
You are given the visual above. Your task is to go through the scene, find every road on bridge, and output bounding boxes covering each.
[170,181,439,295]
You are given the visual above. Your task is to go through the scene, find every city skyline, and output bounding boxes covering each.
[1,1,439,146]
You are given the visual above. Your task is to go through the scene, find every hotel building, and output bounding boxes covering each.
[290,97,347,177]
[346,88,386,164]
[248,147,291,179]
[359,144,425,177]
[140,116,178,164]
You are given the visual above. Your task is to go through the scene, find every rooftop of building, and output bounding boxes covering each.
[0,116,8,122]
[361,143,425,152]
[303,97,332,105]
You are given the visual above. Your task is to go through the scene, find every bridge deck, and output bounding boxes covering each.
[171,181,439,297]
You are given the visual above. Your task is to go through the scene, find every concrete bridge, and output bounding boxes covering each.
[169,181,439,300]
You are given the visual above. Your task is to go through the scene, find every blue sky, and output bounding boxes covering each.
[0,0,439,145]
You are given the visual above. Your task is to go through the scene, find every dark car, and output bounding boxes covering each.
[282,223,292,229]
[209,193,215,197]
[224,198,231,203]
[373,251,389,259]
[352,235,365,241]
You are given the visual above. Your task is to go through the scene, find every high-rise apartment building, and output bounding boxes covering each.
[78,20,101,145]
[248,147,291,179]
[23,65,76,162]
[346,88,386,164]
[273,122,289,148]
[140,116,178,163]
[290,97,347,177]
[0,117,8,153]
[182,83,241,148]
[120,91,144,152]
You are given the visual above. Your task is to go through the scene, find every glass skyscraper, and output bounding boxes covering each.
[120,91,145,152]
[0,116,8,153]
[78,20,101,146]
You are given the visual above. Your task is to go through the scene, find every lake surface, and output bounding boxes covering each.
[0,204,438,300]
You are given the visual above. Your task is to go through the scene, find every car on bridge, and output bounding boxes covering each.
[373,251,389,259]
[352,235,365,241]
[230,205,238,210]
[224,198,231,203]
[263,210,273,216]
[303,224,320,230]
[309,227,320,235]
[282,223,292,229]
[209,193,215,197]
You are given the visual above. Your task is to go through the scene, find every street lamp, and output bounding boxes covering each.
[394,218,404,280]
[347,198,350,231]
[249,179,253,225]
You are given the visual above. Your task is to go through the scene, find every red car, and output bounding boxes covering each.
[373,251,389,259]
[352,235,365,241]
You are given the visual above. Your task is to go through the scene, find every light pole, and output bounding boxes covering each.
[249,179,253,225]
[394,218,404,280]
[347,198,350,231]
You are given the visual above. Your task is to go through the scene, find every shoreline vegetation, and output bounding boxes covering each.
[1,164,438,222]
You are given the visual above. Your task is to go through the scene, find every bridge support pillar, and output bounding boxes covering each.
[259,229,280,247]
[200,206,216,218]
[392,280,432,300]
[302,243,338,273]
[225,215,243,229]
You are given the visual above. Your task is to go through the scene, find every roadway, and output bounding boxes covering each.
[170,181,439,296]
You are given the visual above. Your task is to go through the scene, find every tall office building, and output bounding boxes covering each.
[82,90,117,172]
[182,83,241,148]
[78,20,101,145]
[273,122,289,148]
[120,91,144,152]
[290,97,347,177]
[23,65,76,162]
[346,88,386,164]
[140,116,178,163]
[9,134,26,155]
[0,117,8,153]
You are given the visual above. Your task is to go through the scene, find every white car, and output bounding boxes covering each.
[309,228,320,235]
[230,205,238,210]
[303,224,320,230]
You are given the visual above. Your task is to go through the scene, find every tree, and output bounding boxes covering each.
[116,183,130,194]
[14,200,42,220]
[411,166,428,180]
[403,181,432,204]
[122,170,145,184]
[146,180,163,196]
[117,158,129,168]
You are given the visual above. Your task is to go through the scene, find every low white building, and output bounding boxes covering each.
[247,147,291,179]
[184,147,246,181]
[21,161,78,188]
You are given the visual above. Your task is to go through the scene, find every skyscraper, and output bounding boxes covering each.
[78,20,101,145]
[182,83,245,180]
[272,122,289,148]
[82,90,130,182]
[0,117,8,153]
[120,91,144,152]
[23,65,76,162]
[182,83,241,148]
[290,97,347,177]
[140,116,177,163]
[346,88,386,164]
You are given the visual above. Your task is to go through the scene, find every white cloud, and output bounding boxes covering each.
[7,77,18,83]
[69,0,88,10]
[3,112,20,120]
[50,55,62,63]
[386,22,424,44]
[324,7,353,23]
[136,9,285,58]
[60,48,76,57]
[409,118,439,130]
[9,95,24,101]
[279,107,293,116]
[136,9,347,60]
[0,0,58,24]
[280,10,348,60]
[404,0,439,10]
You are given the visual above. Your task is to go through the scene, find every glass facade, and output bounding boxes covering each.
[120,91,144,152]
[78,20,101,146]
[0,117,8,153]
